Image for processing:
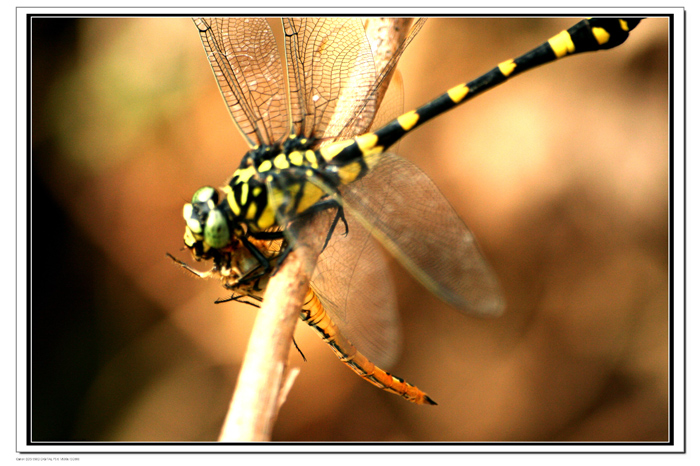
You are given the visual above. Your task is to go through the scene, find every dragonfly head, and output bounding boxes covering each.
[182,185,238,261]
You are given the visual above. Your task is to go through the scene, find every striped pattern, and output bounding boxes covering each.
[311,18,642,186]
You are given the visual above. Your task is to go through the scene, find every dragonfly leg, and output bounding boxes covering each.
[292,337,307,362]
[271,244,293,274]
[323,203,348,250]
[234,234,276,283]
[269,198,349,274]
[300,198,349,250]
[215,294,262,307]
[250,230,286,240]
[215,288,307,361]
[166,252,215,279]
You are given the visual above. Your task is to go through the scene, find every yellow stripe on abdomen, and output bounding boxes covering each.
[591,26,611,46]
[318,139,354,162]
[397,110,419,131]
[548,30,576,58]
[446,83,469,104]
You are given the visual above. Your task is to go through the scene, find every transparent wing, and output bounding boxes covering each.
[299,154,505,317]
[264,170,401,368]
[193,17,289,146]
[368,70,405,156]
[310,206,401,368]
[340,153,505,317]
[283,18,377,141]
[335,18,426,140]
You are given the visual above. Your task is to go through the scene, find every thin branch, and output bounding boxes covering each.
[219,215,327,441]
[217,17,418,442]
[363,17,417,103]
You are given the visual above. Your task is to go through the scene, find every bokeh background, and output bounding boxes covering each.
[29,16,669,442]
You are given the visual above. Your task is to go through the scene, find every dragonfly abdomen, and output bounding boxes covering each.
[313,17,643,187]
[300,289,437,405]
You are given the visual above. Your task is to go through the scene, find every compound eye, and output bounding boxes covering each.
[204,208,230,249]
[192,186,218,206]
[182,203,203,235]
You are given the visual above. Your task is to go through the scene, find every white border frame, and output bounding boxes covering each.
[12,4,686,457]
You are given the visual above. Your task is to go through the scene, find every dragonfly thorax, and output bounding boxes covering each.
[181,135,326,263]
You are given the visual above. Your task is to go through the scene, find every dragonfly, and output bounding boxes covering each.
[171,17,643,405]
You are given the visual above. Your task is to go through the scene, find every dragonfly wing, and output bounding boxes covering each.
[282,18,377,141]
[338,153,505,317]
[310,206,401,368]
[264,169,401,368]
[337,18,427,140]
[193,17,289,146]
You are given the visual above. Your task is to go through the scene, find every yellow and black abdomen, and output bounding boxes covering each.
[313,17,642,183]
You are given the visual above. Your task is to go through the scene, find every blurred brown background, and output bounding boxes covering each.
[30,16,669,442]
